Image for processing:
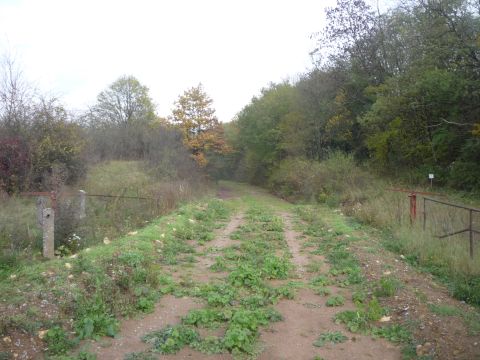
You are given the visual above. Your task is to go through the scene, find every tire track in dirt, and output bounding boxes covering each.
[92,210,246,359]
[258,211,401,360]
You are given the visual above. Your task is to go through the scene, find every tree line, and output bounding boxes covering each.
[0,58,228,194]
[223,0,480,191]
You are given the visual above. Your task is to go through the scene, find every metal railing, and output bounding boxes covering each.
[423,197,480,258]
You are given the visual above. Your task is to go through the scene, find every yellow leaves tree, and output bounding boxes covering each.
[171,84,230,167]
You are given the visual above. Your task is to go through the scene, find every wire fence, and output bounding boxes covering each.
[0,183,193,261]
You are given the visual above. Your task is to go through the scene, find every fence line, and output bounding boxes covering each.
[18,189,159,258]
[423,197,480,258]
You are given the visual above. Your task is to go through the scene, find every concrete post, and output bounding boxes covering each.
[36,197,47,227]
[78,190,86,219]
[42,208,55,259]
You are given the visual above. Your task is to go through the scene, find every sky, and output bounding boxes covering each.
[0,0,384,122]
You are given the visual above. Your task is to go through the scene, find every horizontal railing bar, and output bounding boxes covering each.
[437,228,470,238]
[424,197,480,212]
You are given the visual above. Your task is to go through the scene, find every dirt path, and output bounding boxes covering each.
[89,185,480,359]
[91,209,245,360]
[258,211,402,360]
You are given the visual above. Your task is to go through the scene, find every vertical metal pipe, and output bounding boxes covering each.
[470,209,474,259]
[423,197,426,231]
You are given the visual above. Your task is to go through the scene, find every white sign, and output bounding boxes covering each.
[429,174,434,179]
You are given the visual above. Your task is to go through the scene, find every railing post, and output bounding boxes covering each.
[42,208,55,259]
[409,193,417,224]
[423,197,426,231]
[470,209,474,259]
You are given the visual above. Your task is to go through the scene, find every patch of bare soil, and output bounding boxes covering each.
[351,235,480,359]
[93,296,202,360]
[259,288,400,360]
[216,187,235,200]
[258,212,402,360]
[280,213,311,275]
[196,212,245,270]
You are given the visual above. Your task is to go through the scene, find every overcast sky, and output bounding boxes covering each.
[0,0,386,122]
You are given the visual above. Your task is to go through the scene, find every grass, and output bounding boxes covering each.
[373,276,402,297]
[0,196,229,357]
[269,152,480,307]
[0,161,205,280]
[326,295,345,307]
[313,331,348,347]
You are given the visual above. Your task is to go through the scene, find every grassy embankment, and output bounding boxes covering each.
[268,153,480,306]
[0,194,226,359]
[0,160,203,279]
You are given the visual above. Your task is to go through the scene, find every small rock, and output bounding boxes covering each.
[127,231,138,236]
[64,263,72,269]
[103,237,111,245]
[188,219,195,224]
[38,330,48,339]
[69,254,78,259]
[9,274,17,280]
[400,254,405,259]
[160,233,165,238]
[380,316,391,322]
[85,248,91,252]
[3,336,12,343]
[383,271,391,275]
[67,274,74,279]
[416,345,423,356]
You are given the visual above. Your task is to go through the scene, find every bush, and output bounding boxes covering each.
[0,137,30,194]
[269,152,374,206]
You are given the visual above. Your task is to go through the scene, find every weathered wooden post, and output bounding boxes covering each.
[78,190,86,219]
[42,208,55,259]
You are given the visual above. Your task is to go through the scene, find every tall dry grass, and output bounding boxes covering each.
[269,152,480,304]
[0,160,208,275]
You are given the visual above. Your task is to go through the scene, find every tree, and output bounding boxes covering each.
[89,75,156,127]
[0,54,33,135]
[86,76,157,159]
[171,84,230,167]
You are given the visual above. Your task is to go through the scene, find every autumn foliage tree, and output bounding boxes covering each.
[171,84,230,167]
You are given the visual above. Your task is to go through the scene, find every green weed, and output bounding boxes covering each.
[44,326,76,355]
[374,276,402,297]
[326,295,345,307]
[371,324,411,343]
[428,304,460,316]
[142,325,199,354]
[262,255,291,279]
[313,331,348,347]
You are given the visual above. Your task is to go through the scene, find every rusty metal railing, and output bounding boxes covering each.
[423,197,480,259]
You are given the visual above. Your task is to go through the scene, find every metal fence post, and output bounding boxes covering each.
[424,197,429,231]
[409,193,417,224]
[42,208,55,259]
[470,209,474,259]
